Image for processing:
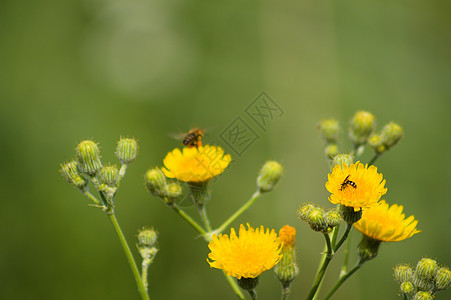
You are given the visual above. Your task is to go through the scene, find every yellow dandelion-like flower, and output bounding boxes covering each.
[207,224,282,279]
[162,145,231,183]
[354,200,421,242]
[325,162,387,211]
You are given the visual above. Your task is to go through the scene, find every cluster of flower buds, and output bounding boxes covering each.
[145,167,182,205]
[60,138,138,210]
[394,258,451,299]
[318,111,403,163]
[298,204,342,233]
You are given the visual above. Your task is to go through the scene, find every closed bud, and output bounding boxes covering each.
[415,258,438,282]
[116,138,138,164]
[257,161,283,193]
[435,267,451,291]
[76,140,102,176]
[97,164,119,187]
[138,227,158,248]
[298,203,315,221]
[349,111,375,145]
[164,182,183,204]
[413,291,434,300]
[60,161,87,189]
[340,205,362,224]
[368,134,385,154]
[325,144,339,159]
[307,207,328,232]
[318,119,339,143]
[332,154,354,168]
[414,258,438,291]
[275,225,298,288]
[357,234,381,262]
[381,122,403,149]
[325,209,342,228]
[401,281,415,294]
[145,168,167,198]
[394,265,414,284]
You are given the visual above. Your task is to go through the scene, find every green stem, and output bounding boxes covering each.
[142,260,149,292]
[117,163,128,186]
[333,223,352,252]
[312,225,340,300]
[198,204,212,232]
[83,190,101,206]
[330,224,340,249]
[248,289,257,300]
[368,153,381,165]
[306,234,334,300]
[216,190,261,234]
[322,261,364,300]
[281,286,290,300]
[223,272,245,300]
[170,205,208,237]
[107,213,149,300]
[340,233,351,276]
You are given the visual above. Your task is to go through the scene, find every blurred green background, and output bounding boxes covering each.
[0,0,449,299]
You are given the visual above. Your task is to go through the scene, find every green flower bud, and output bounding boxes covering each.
[298,203,315,222]
[435,267,451,291]
[60,160,87,189]
[97,164,119,187]
[413,291,434,300]
[237,277,259,291]
[325,144,339,159]
[137,227,158,248]
[368,134,384,154]
[381,122,403,149]
[340,205,362,224]
[116,138,138,164]
[349,111,375,145]
[318,119,339,143]
[416,258,438,281]
[257,161,283,193]
[325,209,342,228]
[357,234,381,262]
[164,182,183,204]
[401,281,415,294]
[307,207,328,232]
[414,258,438,291]
[332,154,354,168]
[394,265,414,284]
[145,168,167,198]
[76,140,102,176]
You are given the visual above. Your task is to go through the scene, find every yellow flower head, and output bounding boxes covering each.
[207,224,282,279]
[279,225,296,249]
[354,200,421,242]
[162,145,231,183]
[325,162,387,211]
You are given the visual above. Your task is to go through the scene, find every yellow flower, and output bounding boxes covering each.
[207,224,282,279]
[325,162,387,211]
[354,200,421,242]
[162,145,231,183]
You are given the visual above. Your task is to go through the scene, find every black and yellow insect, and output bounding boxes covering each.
[182,128,204,148]
[340,175,357,191]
